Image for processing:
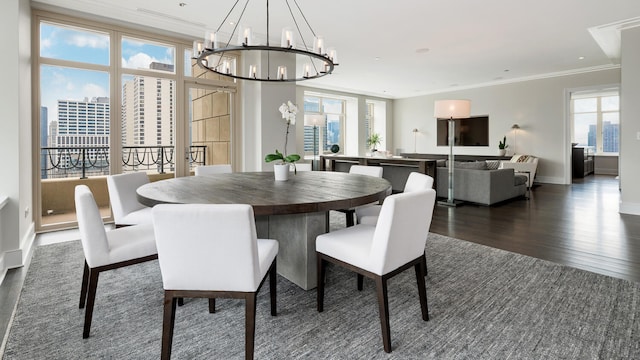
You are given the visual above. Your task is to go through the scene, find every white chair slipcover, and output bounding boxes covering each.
[106,172,152,227]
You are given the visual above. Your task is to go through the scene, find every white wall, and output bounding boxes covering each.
[393,69,620,185]
[0,0,34,279]
[620,26,640,215]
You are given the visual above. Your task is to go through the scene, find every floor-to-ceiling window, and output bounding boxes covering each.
[303,95,345,154]
[33,11,237,231]
[571,89,620,155]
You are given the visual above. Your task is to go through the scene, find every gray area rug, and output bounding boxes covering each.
[4,215,640,359]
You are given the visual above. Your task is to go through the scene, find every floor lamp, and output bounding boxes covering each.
[304,114,326,170]
[511,124,520,155]
[434,99,471,207]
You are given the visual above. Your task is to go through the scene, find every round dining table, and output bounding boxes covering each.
[137,171,391,290]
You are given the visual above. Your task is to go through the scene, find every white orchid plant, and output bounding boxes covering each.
[265,101,301,167]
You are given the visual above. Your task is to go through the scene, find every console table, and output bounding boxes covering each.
[320,155,437,192]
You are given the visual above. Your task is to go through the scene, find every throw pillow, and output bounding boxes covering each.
[485,160,500,170]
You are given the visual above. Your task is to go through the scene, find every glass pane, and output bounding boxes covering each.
[121,37,175,74]
[573,113,596,147]
[184,49,193,77]
[40,22,109,65]
[323,98,343,113]
[602,112,619,153]
[188,87,232,173]
[40,65,110,225]
[121,74,176,173]
[601,96,619,111]
[40,22,110,65]
[573,98,597,113]
[304,97,320,112]
[324,114,341,150]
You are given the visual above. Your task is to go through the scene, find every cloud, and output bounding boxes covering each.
[122,52,156,70]
[83,83,108,98]
[67,34,109,49]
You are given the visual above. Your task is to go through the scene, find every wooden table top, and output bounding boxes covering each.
[136,171,392,216]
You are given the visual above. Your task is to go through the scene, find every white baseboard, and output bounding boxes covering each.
[534,176,566,185]
[620,201,640,216]
[0,222,35,286]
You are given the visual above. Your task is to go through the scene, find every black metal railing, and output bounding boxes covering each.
[40,145,206,179]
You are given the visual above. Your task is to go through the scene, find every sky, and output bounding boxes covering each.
[39,22,179,130]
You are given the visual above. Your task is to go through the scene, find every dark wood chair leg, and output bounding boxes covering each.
[423,252,428,276]
[317,256,326,312]
[415,261,429,321]
[345,210,355,227]
[245,293,257,360]
[269,259,277,316]
[79,260,89,309]
[357,274,364,291]
[374,276,392,353]
[83,269,100,339]
[161,292,177,360]
[177,297,184,306]
[208,298,216,314]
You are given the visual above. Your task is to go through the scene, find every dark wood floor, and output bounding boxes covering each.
[430,175,640,283]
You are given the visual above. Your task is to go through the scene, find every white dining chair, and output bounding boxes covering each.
[292,163,312,172]
[152,203,278,360]
[357,172,434,225]
[316,189,436,353]
[106,172,153,227]
[75,185,157,339]
[337,165,384,227]
[194,164,233,176]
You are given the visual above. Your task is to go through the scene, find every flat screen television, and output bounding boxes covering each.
[437,115,489,146]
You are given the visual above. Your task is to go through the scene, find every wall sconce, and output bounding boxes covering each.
[511,124,520,155]
[412,128,419,153]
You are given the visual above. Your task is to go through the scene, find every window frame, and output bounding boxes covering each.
[570,90,620,155]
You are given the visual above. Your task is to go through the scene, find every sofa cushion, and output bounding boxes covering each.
[446,161,487,170]
[514,175,527,186]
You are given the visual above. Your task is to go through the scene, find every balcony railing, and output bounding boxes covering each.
[40,145,206,179]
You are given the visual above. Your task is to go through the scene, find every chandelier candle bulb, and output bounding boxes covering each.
[239,27,252,46]
[249,65,258,79]
[281,28,294,48]
[192,40,203,56]
[304,63,310,77]
[204,30,217,49]
[314,36,324,54]
[328,48,338,63]
[277,66,287,80]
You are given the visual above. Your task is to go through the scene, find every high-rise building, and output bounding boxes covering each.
[57,97,110,146]
[603,121,619,153]
[121,72,174,147]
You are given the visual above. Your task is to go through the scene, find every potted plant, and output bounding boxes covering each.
[265,101,301,180]
[366,133,382,152]
[498,136,508,156]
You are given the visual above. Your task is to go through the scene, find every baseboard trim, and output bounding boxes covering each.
[620,201,640,216]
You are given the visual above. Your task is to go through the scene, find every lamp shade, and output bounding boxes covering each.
[304,114,326,126]
[434,100,471,119]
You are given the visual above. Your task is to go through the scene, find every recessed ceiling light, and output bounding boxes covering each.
[375,57,381,61]
[579,56,585,60]
[504,69,510,72]
[415,48,430,54]
[179,2,187,7]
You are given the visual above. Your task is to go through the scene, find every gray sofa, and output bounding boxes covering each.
[436,161,527,205]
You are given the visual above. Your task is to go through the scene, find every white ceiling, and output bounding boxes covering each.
[33,0,640,99]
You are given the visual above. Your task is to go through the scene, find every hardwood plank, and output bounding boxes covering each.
[429,175,640,283]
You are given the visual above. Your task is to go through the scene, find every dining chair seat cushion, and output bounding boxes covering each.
[358,215,378,226]
[153,203,278,292]
[118,207,153,227]
[101,223,157,268]
[316,225,377,273]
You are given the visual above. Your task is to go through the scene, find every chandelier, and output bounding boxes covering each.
[193,0,338,82]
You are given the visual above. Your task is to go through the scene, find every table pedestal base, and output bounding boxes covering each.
[256,211,329,290]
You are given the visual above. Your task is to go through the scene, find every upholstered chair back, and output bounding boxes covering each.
[106,172,149,223]
[194,164,233,176]
[153,204,264,292]
[349,165,383,177]
[403,172,434,192]
[75,185,110,268]
[369,189,436,275]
